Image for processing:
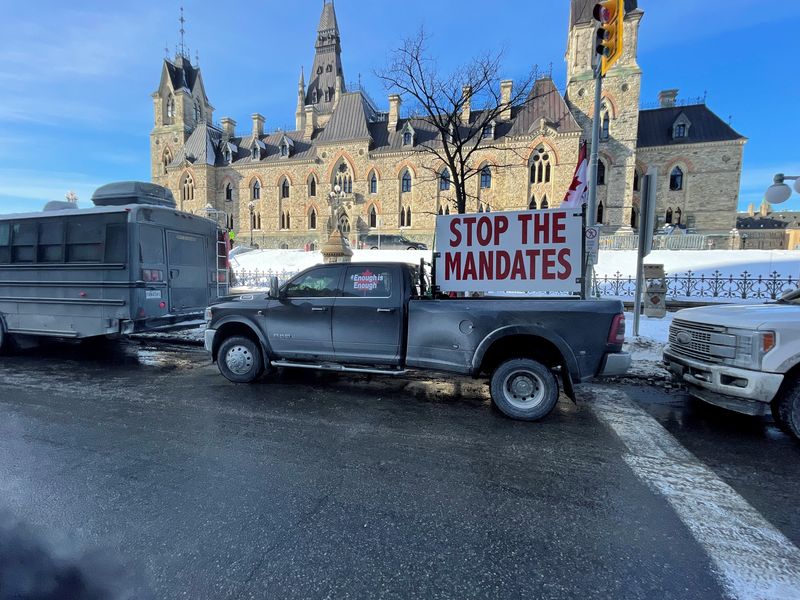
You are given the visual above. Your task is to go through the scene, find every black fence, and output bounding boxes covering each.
[592,270,799,301]
[232,267,800,302]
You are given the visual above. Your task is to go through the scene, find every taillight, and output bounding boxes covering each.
[141,269,164,282]
[608,313,626,345]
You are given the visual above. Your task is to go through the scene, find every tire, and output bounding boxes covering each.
[407,246,417,251]
[217,335,265,383]
[490,358,559,421]
[773,378,800,441]
[371,246,379,250]
[0,317,5,355]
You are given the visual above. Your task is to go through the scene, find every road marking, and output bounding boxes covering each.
[589,387,800,600]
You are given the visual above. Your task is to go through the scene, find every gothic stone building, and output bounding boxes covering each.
[150,0,746,248]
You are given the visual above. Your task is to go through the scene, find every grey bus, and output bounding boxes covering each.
[0,181,228,351]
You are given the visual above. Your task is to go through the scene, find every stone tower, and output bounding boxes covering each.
[150,52,214,186]
[305,0,345,128]
[565,0,644,232]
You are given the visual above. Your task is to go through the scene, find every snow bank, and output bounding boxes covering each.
[232,248,431,272]
[623,311,672,379]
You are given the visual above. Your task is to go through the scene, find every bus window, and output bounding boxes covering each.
[38,220,65,263]
[139,225,165,263]
[105,223,127,263]
[0,223,10,263]
[66,217,104,262]
[12,222,36,263]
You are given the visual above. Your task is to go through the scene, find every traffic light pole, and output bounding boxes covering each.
[583,63,603,299]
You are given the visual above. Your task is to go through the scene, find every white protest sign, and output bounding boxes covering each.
[434,209,583,294]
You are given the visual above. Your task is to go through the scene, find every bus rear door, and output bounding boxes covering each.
[166,231,210,312]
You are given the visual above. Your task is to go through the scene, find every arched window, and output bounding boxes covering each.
[480,166,492,189]
[440,168,451,191]
[596,201,604,224]
[444,205,450,215]
[675,207,682,225]
[309,208,317,230]
[369,172,378,194]
[403,131,413,146]
[252,180,261,200]
[665,207,673,224]
[369,205,377,228]
[401,170,412,193]
[438,205,444,215]
[529,196,537,210]
[311,88,318,103]
[280,210,290,230]
[670,166,684,191]
[530,147,552,184]
[225,183,233,202]
[399,207,405,227]
[252,212,262,230]
[540,196,549,209]
[166,94,175,119]
[334,162,353,194]
[601,111,610,141]
[633,171,640,192]
[597,160,606,186]
[406,207,412,227]
[281,179,290,199]
[309,176,317,197]
[162,148,172,175]
[630,207,639,229]
[181,173,194,202]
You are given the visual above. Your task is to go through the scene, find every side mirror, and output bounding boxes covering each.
[268,275,280,299]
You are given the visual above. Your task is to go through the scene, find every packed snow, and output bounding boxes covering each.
[623,311,672,379]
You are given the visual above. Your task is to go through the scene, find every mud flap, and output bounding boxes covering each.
[562,368,577,404]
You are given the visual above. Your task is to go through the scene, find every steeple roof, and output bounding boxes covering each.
[305,0,345,114]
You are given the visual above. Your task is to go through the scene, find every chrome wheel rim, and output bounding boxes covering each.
[225,345,254,376]
[502,370,545,410]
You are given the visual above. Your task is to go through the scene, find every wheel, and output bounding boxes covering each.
[773,378,800,441]
[407,246,417,250]
[217,336,265,383]
[490,358,559,421]
[0,318,5,354]
[371,246,379,250]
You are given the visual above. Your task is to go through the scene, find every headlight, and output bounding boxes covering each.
[726,328,775,369]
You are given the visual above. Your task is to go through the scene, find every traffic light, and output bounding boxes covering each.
[594,0,624,76]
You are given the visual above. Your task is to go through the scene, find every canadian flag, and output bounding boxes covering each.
[561,141,588,209]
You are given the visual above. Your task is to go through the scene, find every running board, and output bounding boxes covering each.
[270,360,408,376]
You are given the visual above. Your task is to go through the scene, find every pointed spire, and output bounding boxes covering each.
[178,6,186,58]
[299,66,305,89]
[318,0,339,35]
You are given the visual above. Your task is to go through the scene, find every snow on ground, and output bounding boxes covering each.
[623,311,672,379]
[596,249,800,279]
[232,248,800,280]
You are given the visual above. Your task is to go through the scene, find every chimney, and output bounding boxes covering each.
[251,112,265,137]
[388,94,401,132]
[220,117,236,140]
[500,80,513,121]
[304,105,318,139]
[658,89,679,108]
[461,86,472,124]
[760,199,770,217]
[747,203,755,217]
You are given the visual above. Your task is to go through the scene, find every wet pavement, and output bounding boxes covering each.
[0,339,798,599]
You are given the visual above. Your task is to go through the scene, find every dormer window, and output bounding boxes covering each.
[482,121,495,140]
[278,135,293,159]
[223,147,232,164]
[326,64,332,73]
[280,143,289,157]
[311,89,318,103]
[672,113,692,140]
[401,123,415,147]
[251,146,259,160]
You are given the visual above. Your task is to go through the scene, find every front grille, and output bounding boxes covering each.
[669,320,735,363]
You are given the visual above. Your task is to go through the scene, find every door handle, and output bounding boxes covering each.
[311,307,328,312]
[376,308,396,313]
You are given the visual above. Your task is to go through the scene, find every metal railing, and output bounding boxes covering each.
[600,234,714,251]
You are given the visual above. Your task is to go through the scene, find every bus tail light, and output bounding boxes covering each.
[142,269,164,282]
[608,313,626,345]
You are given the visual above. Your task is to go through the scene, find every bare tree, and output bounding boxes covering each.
[377,29,536,214]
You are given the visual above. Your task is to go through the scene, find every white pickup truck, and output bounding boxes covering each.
[663,289,800,440]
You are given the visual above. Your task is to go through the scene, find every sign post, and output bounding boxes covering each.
[434,209,584,295]
[633,167,658,336]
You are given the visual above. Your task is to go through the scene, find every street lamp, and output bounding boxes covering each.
[741,233,749,250]
[765,173,800,205]
[248,201,255,246]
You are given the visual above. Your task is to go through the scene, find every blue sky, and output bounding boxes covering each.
[1,0,798,215]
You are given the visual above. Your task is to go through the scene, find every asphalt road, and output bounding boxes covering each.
[0,339,798,599]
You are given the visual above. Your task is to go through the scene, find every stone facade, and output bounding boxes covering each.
[150,1,746,248]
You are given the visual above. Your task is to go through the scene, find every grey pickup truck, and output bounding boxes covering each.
[203,262,630,421]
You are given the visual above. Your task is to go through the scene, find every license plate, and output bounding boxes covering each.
[146,290,162,300]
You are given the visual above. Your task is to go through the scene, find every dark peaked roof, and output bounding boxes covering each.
[165,55,199,92]
[571,0,639,26]
[508,78,582,136]
[637,104,745,148]
[318,1,338,33]
[316,92,376,143]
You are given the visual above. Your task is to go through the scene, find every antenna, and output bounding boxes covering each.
[179,6,186,58]
[195,50,200,66]
[164,42,169,59]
